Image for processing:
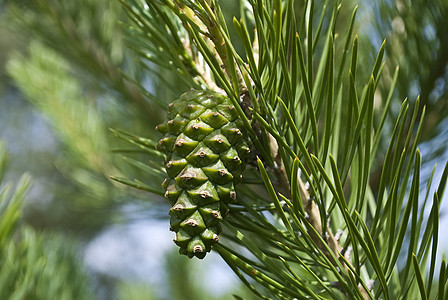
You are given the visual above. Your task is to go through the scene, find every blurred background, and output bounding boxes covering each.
[0,0,447,299]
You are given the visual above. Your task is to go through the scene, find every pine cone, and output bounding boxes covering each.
[156,90,250,259]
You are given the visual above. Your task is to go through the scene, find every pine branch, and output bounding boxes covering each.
[9,0,441,298]
[113,0,448,297]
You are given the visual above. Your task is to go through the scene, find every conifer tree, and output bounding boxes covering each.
[114,1,448,298]
[3,0,448,299]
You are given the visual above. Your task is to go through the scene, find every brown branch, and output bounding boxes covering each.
[268,134,370,299]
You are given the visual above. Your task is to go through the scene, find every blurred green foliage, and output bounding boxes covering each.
[0,142,95,299]
[365,0,448,154]
[375,0,448,112]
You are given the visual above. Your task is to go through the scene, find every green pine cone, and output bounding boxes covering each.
[156,90,250,259]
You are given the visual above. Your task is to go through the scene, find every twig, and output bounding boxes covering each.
[268,134,370,299]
